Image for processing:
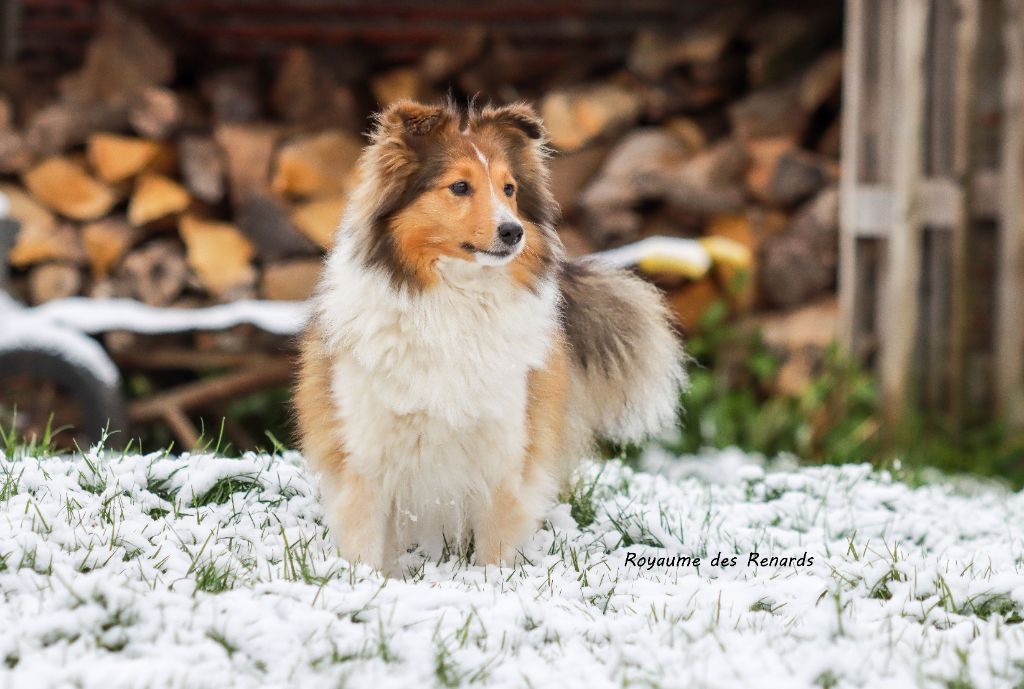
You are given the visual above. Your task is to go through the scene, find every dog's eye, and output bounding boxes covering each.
[503,183,515,197]
[449,181,471,196]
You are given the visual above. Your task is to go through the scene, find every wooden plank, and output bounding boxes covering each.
[946,0,980,423]
[879,0,929,425]
[839,0,867,351]
[0,0,19,63]
[995,0,1024,427]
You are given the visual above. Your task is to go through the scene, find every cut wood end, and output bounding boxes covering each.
[87,133,162,183]
[179,214,257,296]
[291,194,346,250]
[129,173,191,226]
[23,157,117,221]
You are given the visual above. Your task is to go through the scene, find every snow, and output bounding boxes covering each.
[29,298,309,337]
[1,447,1023,689]
[0,311,122,387]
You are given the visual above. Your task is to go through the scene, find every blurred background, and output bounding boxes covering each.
[1,0,1022,485]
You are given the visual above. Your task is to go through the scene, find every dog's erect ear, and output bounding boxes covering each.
[476,102,547,142]
[375,100,451,145]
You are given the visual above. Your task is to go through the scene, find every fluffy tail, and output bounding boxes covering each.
[558,258,687,450]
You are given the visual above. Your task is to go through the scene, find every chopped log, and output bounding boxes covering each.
[628,8,746,79]
[665,117,708,155]
[759,187,839,309]
[23,157,117,221]
[291,194,346,250]
[82,217,137,278]
[202,69,263,124]
[128,173,191,226]
[540,83,642,152]
[745,8,840,88]
[752,297,838,396]
[800,50,844,113]
[547,144,611,213]
[86,133,162,183]
[577,128,691,245]
[419,27,487,82]
[260,260,322,301]
[0,130,32,173]
[370,67,422,106]
[29,263,82,304]
[745,137,835,207]
[270,47,334,125]
[178,135,226,205]
[642,139,748,216]
[0,96,11,129]
[668,279,722,332]
[120,239,188,306]
[2,183,62,267]
[214,124,280,207]
[129,87,183,139]
[58,2,173,104]
[178,214,257,298]
[24,102,129,156]
[271,130,362,198]
[728,83,807,141]
[238,195,319,259]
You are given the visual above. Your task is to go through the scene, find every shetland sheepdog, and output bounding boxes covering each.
[294,100,686,570]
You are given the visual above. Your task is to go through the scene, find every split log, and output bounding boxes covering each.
[419,27,487,83]
[129,87,183,139]
[728,83,807,141]
[202,69,263,125]
[640,139,748,216]
[291,195,346,250]
[178,214,257,298]
[128,173,191,226]
[577,128,691,245]
[627,8,746,79]
[2,184,65,267]
[238,195,319,259]
[87,133,162,183]
[271,130,362,198]
[120,239,188,306]
[547,144,611,214]
[540,83,642,152]
[799,50,844,113]
[758,187,839,308]
[668,279,722,332]
[260,260,322,301]
[0,130,32,174]
[705,213,759,310]
[178,135,226,205]
[82,217,137,278]
[24,102,129,156]
[58,2,174,104]
[29,263,82,304]
[214,124,280,207]
[23,157,117,221]
[370,68,423,106]
[745,137,835,207]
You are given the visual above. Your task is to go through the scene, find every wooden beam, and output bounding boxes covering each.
[839,0,867,351]
[879,0,929,425]
[946,0,979,424]
[995,0,1024,427]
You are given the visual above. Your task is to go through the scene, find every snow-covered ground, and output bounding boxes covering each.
[1,446,1023,689]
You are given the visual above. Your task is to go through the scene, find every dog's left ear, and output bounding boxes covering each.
[476,103,547,143]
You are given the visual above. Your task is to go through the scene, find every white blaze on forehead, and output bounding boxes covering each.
[470,143,518,227]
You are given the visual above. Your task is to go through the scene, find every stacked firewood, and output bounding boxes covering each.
[0,2,843,332]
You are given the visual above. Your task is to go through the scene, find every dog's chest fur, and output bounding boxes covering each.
[315,244,559,545]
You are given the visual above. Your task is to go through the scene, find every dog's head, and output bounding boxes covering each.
[347,99,561,291]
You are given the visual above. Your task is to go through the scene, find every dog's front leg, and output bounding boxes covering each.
[472,480,533,566]
[324,469,391,570]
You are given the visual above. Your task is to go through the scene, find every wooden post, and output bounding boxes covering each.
[995,0,1024,427]
[879,0,929,425]
[839,0,865,352]
[0,0,19,64]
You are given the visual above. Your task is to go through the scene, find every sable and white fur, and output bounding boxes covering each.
[295,100,686,570]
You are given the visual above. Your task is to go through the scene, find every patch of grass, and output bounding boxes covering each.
[191,476,257,507]
[192,560,237,594]
[566,464,605,529]
[0,410,64,459]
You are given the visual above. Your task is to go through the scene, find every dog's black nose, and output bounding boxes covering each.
[497,222,524,246]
